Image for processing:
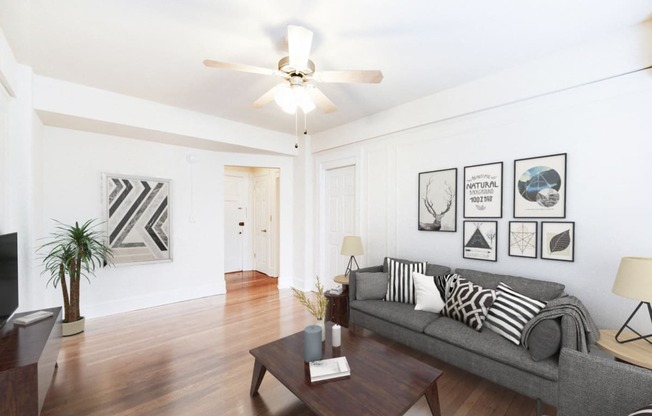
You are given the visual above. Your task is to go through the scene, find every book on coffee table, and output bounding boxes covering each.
[309,356,351,382]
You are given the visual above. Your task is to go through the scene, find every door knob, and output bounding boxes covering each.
[261,229,267,233]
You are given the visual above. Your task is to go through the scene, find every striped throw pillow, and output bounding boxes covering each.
[384,258,426,304]
[485,282,546,345]
[629,404,652,415]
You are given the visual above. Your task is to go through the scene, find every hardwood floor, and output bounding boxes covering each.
[41,272,556,416]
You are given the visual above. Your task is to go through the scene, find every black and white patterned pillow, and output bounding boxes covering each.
[441,278,496,331]
[433,273,461,301]
[485,282,546,345]
[384,258,426,304]
[629,404,652,415]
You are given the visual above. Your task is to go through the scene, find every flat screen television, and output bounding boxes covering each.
[0,232,18,328]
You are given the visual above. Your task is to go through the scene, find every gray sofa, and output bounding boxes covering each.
[558,348,652,416]
[348,262,588,413]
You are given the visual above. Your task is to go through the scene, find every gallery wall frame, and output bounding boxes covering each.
[103,173,172,266]
[508,221,538,259]
[541,221,575,262]
[514,153,567,218]
[463,161,503,218]
[418,168,457,232]
[463,221,497,261]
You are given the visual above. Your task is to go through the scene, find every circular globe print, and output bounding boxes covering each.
[517,166,561,204]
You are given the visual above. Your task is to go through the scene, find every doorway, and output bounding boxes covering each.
[224,166,279,284]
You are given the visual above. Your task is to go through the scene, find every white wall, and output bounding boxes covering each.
[29,126,296,318]
[0,24,303,318]
[312,68,652,330]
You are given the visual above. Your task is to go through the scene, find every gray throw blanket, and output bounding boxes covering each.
[521,295,599,353]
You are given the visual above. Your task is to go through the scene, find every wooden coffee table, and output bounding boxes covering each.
[250,323,443,415]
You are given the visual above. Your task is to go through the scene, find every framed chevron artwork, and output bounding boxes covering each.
[104,174,171,265]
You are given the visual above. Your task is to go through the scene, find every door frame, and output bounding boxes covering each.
[316,154,362,290]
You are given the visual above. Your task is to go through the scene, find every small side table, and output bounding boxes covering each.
[326,275,350,327]
[596,329,652,370]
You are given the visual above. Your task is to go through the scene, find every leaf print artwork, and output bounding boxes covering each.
[549,229,571,253]
[541,222,574,262]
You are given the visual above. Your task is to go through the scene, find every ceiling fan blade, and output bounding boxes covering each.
[203,59,277,76]
[251,85,280,109]
[307,87,337,113]
[287,25,313,71]
[313,70,384,84]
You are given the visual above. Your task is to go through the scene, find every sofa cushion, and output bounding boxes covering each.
[485,283,546,345]
[350,299,439,332]
[424,317,559,381]
[384,258,426,304]
[441,278,496,331]
[413,272,445,313]
[526,318,562,361]
[425,263,452,277]
[356,272,390,300]
[455,268,565,301]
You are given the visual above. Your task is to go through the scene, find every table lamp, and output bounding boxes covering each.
[612,256,652,344]
[341,236,363,277]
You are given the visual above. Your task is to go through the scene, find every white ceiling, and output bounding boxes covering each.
[1,1,651,136]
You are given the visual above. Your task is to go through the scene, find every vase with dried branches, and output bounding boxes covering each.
[291,276,328,341]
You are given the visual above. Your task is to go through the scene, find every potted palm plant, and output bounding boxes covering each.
[39,219,113,336]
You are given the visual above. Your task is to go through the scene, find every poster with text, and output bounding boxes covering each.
[464,162,503,218]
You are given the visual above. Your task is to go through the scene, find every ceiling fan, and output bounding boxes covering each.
[203,25,383,114]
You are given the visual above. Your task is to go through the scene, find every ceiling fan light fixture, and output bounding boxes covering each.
[273,83,315,114]
[294,86,315,113]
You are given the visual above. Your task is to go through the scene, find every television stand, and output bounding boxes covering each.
[0,307,62,416]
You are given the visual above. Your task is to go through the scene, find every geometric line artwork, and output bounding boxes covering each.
[512,226,535,252]
[508,221,537,258]
[104,174,171,265]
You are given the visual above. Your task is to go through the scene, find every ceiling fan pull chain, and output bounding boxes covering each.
[295,110,299,149]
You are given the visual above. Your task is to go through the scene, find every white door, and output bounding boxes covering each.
[224,200,245,272]
[224,171,249,273]
[325,165,356,283]
[253,172,278,276]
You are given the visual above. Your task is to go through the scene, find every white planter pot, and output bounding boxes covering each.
[62,316,85,336]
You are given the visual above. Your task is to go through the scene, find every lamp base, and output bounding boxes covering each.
[344,256,360,277]
[615,301,652,344]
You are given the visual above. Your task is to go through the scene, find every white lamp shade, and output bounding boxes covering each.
[612,257,652,302]
[341,236,363,256]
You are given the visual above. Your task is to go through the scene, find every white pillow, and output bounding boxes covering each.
[413,271,445,313]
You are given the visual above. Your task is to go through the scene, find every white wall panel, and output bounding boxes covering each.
[313,69,652,329]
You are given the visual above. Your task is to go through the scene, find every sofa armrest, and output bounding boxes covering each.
[558,348,652,416]
[349,265,383,303]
